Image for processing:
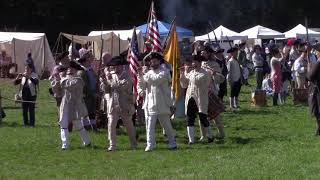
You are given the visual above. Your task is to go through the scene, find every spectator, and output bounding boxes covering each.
[14,63,39,127]
[26,53,36,73]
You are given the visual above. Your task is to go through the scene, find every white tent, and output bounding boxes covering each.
[89,30,144,59]
[61,29,144,60]
[195,25,247,41]
[240,25,285,39]
[0,32,55,74]
[284,24,320,39]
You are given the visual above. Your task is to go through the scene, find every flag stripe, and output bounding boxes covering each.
[128,28,140,96]
[145,2,162,52]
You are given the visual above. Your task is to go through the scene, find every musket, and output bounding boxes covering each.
[305,17,311,63]
[225,35,233,48]
[207,28,211,45]
[209,21,219,47]
[305,17,309,43]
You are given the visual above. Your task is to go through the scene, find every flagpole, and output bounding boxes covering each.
[163,16,176,50]
[143,1,153,52]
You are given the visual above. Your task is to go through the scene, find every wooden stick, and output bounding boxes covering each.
[95,24,104,115]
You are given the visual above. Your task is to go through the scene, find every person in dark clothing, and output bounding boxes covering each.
[14,64,39,127]
[77,53,98,131]
[213,47,228,101]
[307,59,320,136]
[25,53,36,73]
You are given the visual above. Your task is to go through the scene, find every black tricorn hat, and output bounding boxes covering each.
[77,56,87,64]
[203,45,214,53]
[143,51,164,62]
[227,47,239,53]
[56,52,69,61]
[69,60,83,70]
[57,65,68,72]
[105,56,129,66]
[138,52,149,62]
[213,47,225,53]
[192,54,205,62]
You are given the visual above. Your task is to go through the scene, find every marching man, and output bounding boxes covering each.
[100,56,137,151]
[180,54,211,144]
[201,46,226,140]
[51,60,91,150]
[137,52,177,152]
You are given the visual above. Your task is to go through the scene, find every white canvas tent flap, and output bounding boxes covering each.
[0,32,55,74]
[240,25,284,39]
[88,29,144,58]
[284,24,320,39]
[61,29,144,59]
[195,25,247,41]
[61,32,114,44]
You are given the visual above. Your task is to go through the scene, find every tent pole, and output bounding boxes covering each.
[118,34,121,55]
[71,35,74,61]
[43,36,46,71]
[13,38,16,64]
[111,33,114,57]
[52,33,61,57]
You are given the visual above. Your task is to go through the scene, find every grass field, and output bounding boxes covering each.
[0,77,319,179]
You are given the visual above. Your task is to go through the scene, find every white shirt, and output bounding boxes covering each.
[138,68,173,115]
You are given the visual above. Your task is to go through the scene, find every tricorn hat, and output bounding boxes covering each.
[143,51,164,62]
[69,60,83,70]
[213,47,225,53]
[105,56,129,67]
[203,45,214,53]
[192,54,205,62]
[227,47,239,53]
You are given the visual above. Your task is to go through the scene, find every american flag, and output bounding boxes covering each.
[128,28,140,96]
[146,1,162,52]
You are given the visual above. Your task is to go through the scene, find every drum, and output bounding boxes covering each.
[293,88,308,105]
[208,92,225,119]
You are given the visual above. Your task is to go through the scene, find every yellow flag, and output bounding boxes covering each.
[163,23,180,100]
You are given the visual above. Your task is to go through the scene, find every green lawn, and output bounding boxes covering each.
[0,78,319,179]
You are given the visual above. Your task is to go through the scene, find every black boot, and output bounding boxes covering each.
[273,93,278,106]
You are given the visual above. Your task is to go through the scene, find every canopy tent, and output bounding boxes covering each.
[61,29,144,60]
[195,25,248,41]
[240,25,285,39]
[136,20,194,41]
[284,24,320,39]
[0,32,55,74]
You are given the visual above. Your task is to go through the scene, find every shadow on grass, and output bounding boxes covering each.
[229,137,253,145]
[0,121,55,128]
[3,106,21,110]
[233,108,278,115]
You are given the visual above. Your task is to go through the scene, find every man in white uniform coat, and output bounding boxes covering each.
[137,52,177,152]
